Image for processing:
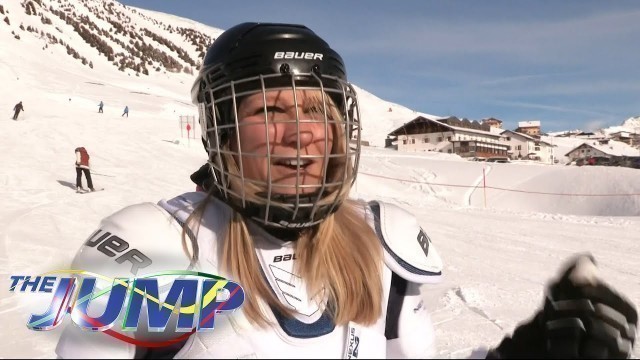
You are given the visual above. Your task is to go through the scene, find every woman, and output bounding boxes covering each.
[56,23,636,359]
[74,146,95,192]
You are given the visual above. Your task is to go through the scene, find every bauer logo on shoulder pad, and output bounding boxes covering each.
[417,229,430,258]
[84,229,152,275]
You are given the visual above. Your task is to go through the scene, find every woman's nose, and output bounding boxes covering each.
[281,115,327,149]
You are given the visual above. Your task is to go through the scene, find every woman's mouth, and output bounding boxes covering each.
[273,158,314,170]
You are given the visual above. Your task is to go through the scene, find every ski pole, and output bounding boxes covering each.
[92,172,115,177]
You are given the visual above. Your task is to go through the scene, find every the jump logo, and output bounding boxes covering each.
[8,270,245,346]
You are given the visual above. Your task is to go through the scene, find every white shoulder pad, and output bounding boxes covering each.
[158,191,217,231]
[159,191,208,217]
[70,202,192,278]
[158,192,232,268]
[57,203,192,359]
[368,200,443,284]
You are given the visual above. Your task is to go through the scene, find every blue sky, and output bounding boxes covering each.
[119,0,640,132]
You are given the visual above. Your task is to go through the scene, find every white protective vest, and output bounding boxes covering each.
[55,192,444,359]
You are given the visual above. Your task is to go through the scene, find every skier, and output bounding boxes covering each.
[98,101,104,113]
[74,147,95,192]
[55,23,637,359]
[121,105,129,117]
[12,101,24,120]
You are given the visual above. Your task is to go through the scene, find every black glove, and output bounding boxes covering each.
[190,163,213,192]
[487,254,638,359]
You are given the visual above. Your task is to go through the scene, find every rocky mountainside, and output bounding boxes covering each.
[1,0,222,76]
[1,0,441,146]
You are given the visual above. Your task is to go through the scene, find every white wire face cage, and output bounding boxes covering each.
[197,72,362,229]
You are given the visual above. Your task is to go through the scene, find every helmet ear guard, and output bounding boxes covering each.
[191,23,361,229]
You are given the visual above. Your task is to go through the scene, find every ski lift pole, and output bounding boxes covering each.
[186,122,192,147]
[482,165,487,208]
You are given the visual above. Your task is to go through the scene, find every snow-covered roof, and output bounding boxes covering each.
[489,126,504,135]
[517,120,541,128]
[500,129,553,146]
[609,131,631,137]
[389,116,502,138]
[564,140,640,157]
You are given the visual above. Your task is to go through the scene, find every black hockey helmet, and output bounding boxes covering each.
[191,22,361,229]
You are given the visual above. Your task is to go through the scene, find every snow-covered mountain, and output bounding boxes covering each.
[352,84,441,146]
[620,116,640,130]
[582,116,640,137]
[2,0,635,148]
[0,0,439,147]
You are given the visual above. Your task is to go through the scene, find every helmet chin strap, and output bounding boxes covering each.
[239,191,336,230]
[207,183,337,230]
[259,191,321,204]
[250,192,329,242]
[248,191,338,230]
[261,224,310,243]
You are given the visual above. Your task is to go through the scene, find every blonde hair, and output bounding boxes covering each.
[182,89,383,327]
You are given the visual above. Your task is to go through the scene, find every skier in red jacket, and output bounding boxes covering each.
[75,147,95,192]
